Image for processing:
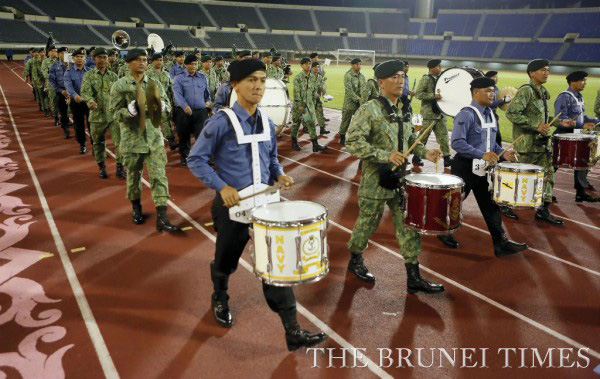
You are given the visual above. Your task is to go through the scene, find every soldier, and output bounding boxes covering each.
[311,61,329,135]
[345,60,444,293]
[290,57,327,153]
[147,52,178,151]
[415,59,452,167]
[85,47,96,70]
[107,49,120,74]
[595,88,600,117]
[32,49,48,115]
[553,71,599,202]
[23,48,36,101]
[64,48,90,154]
[49,47,70,138]
[310,53,325,77]
[200,55,218,101]
[41,46,59,125]
[213,52,251,112]
[251,50,260,59]
[163,52,174,72]
[169,51,186,80]
[213,55,229,85]
[24,47,34,64]
[109,48,179,232]
[262,51,272,70]
[339,58,367,146]
[266,55,284,80]
[366,63,380,100]
[81,47,125,180]
[505,59,574,225]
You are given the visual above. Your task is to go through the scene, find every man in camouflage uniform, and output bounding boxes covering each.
[147,52,177,151]
[23,49,36,102]
[345,60,444,294]
[366,63,380,101]
[109,48,179,233]
[415,59,452,167]
[290,57,327,153]
[213,55,228,85]
[595,88,600,117]
[310,61,330,136]
[262,51,272,73]
[81,47,125,180]
[339,58,367,145]
[32,49,48,115]
[267,56,284,80]
[200,55,218,101]
[107,49,121,74]
[506,59,573,225]
[41,46,59,124]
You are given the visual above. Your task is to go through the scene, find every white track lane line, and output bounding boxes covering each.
[0,84,120,379]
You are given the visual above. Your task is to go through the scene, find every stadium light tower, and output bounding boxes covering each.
[417,0,433,18]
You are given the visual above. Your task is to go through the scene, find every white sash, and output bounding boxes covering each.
[221,108,280,223]
[466,105,496,177]
[559,90,584,129]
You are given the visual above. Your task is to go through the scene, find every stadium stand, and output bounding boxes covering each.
[250,33,297,50]
[500,42,562,60]
[409,21,421,35]
[539,13,600,38]
[298,35,344,51]
[314,10,366,33]
[0,0,40,15]
[31,21,104,45]
[406,39,444,56]
[562,43,600,62]
[204,31,252,49]
[149,1,214,27]
[204,4,263,29]
[94,25,147,46]
[32,0,95,20]
[0,19,42,43]
[423,22,436,35]
[260,8,314,31]
[369,12,409,35]
[434,13,481,36]
[93,0,160,24]
[446,41,498,58]
[146,28,200,47]
[480,13,546,38]
[347,37,393,53]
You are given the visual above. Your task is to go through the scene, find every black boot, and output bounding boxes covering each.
[499,206,519,220]
[302,126,308,133]
[291,137,301,151]
[280,309,327,352]
[44,109,50,117]
[437,234,459,248]
[98,162,107,179]
[168,136,178,151]
[493,235,528,257]
[412,155,424,167]
[156,205,180,232]
[131,199,144,225]
[339,134,346,146]
[54,116,59,126]
[116,163,126,180]
[405,263,445,294]
[575,192,600,203]
[63,128,70,139]
[311,138,327,152]
[180,155,187,166]
[443,155,452,168]
[535,203,563,225]
[319,127,330,135]
[348,252,375,283]
[79,144,86,154]
[211,291,233,328]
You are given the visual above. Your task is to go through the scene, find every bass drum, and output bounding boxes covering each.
[434,67,483,117]
[229,78,291,133]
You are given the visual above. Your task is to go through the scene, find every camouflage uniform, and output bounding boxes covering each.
[164,58,174,72]
[31,58,47,112]
[345,97,427,264]
[505,80,561,203]
[595,88,600,118]
[23,58,35,101]
[415,74,450,156]
[41,57,58,117]
[108,59,121,75]
[266,65,284,80]
[214,66,229,84]
[147,68,175,140]
[118,64,129,78]
[339,69,367,137]
[109,73,171,206]
[81,67,121,164]
[312,72,327,129]
[366,77,379,100]
[291,71,318,139]
[201,68,218,100]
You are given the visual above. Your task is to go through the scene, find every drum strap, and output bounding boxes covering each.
[465,105,496,153]
[376,96,407,178]
[559,90,584,125]
[520,84,549,123]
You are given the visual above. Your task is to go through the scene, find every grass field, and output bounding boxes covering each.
[287,64,600,142]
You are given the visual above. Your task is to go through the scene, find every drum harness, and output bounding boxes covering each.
[519,84,551,149]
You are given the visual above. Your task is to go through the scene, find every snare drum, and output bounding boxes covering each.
[230,78,291,129]
[590,131,600,163]
[552,133,595,170]
[492,163,544,209]
[403,174,464,235]
[435,67,484,117]
[250,201,329,286]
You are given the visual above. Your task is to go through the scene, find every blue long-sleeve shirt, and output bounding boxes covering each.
[554,87,598,130]
[188,102,284,192]
[169,63,186,80]
[173,71,210,110]
[63,65,88,98]
[490,86,507,112]
[402,74,410,97]
[24,54,32,64]
[49,61,68,92]
[451,101,502,160]
[213,82,231,112]
[85,55,96,70]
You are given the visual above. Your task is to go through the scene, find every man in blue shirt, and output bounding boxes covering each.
[450,77,528,257]
[173,54,212,166]
[554,71,600,203]
[50,47,70,138]
[213,52,252,112]
[187,59,327,351]
[168,51,185,80]
[64,48,90,154]
[85,47,96,70]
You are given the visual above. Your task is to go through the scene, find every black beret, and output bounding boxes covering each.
[311,61,320,67]
[29,47,34,51]
[184,54,197,65]
[149,52,163,62]
[107,49,116,56]
[57,47,68,53]
[47,45,56,51]
[283,66,291,74]
[566,70,587,83]
[262,51,271,57]
[272,56,280,62]
[351,58,361,65]
[300,57,311,64]
[90,46,96,50]
[92,47,108,57]
[200,55,211,62]
[484,70,498,78]
[125,48,147,62]
[238,50,251,57]
[193,48,200,53]
[375,60,404,79]
[309,53,318,59]
[215,55,223,61]
[527,59,549,73]
[252,51,259,55]
[72,48,85,56]
[427,59,441,68]
[229,58,266,82]
[174,50,184,57]
[227,60,238,74]
[373,63,380,71]
[224,53,232,59]
[403,60,409,65]
[470,77,495,89]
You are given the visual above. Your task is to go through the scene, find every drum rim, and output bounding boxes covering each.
[553,133,596,140]
[494,163,544,173]
[492,200,544,210]
[254,266,330,287]
[404,173,465,189]
[435,66,484,117]
[404,224,461,236]
[251,200,329,227]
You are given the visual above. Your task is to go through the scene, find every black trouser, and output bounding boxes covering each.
[175,107,208,158]
[55,92,69,130]
[70,100,89,146]
[451,155,505,243]
[210,193,296,314]
[493,110,502,146]
[553,127,588,195]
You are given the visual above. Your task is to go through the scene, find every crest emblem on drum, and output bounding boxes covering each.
[450,197,460,222]
[302,235,320,257]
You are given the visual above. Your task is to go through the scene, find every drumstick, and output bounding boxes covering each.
[483,134,525,169]
[391,120,437,171]
[236,177,307,202]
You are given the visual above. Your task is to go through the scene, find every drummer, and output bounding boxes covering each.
[450,77,528,257]
[553,71,600,203]
[187,59,327,351]
[345,60,445,294]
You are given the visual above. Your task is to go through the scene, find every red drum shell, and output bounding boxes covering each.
[552,133,595,170]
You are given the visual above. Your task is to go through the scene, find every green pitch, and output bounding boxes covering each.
[288,64,600,142]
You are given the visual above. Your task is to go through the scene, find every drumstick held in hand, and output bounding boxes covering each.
[484,135,525,169]
[392,120,437,172]
[236,177,307,203]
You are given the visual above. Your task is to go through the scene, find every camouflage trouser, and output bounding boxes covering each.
[34,85,46,110]
[122,149,169,206]
[315,98,325,129]
[161,119,173,139]
[290,103,317,139]
[339,101,360,136]
[47,85,57,116]
[347,196,421,264]
[420,117,450,156]
[519,151,554,203]
[91,121,122,164]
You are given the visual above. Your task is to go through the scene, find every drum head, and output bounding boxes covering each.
[252,201,327,223]
[405,173,464,188]
[496,162,543,172]
[553,133,595,141]
[435,67,483,117]
[229,78,290,126]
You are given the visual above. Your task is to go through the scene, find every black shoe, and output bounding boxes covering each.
[131,199,144,225]
[63,129,70,139]
[412,156,424,167]
[116,163,126,180]
[437,234,459,249]
[291,137,301,151]
[211,292,233,328]
[98,162,107,179]
[535,206,564,226]
[302,126,308,133]
[180,155,187,166]
[500,206,519,220]
[552,195,558,203]
[79,145,86,154]
[405,263,444,294]
[494,236,528,257]
[348,253,375,283]
[54,116,59,126]
[319,128,330,135]
[575,193,600,203]
[311,138,327,152]
[156,205,180,232]
[285,328,327,352]
[586,184,595,191]
[168,136,178,151]
[339,134,346,146]
[44,110,49,117]
[324,117,330,121]
[443,155,452,168]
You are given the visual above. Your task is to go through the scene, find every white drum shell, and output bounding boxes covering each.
[435,67,484,117]
[230,78,291,126]
[492,163,544,209]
